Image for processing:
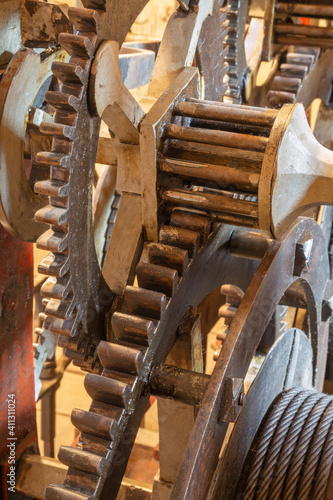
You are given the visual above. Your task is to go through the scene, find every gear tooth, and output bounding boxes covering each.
[148,242,189,275]
[35,327,44,338]
[37,151,70,168]
[71,407,118,441]
[51,316,77,337]
[45,484,90,500]
[41,277,70,300]
[58,446,106,477]
[38,253,68,278]
[38,312,53,329]
[159,225,200,258]
[84,373,131,408]
[36,229,68,254]
[111,312,155,346]
[64,470,98,497]
[136,261,178,297]
[45,298,72,320]
[45,91,80,113]
[35,205,67,226]
[81,0,106,10]
[40,121,75,141]
[97,341,144,375]
[35,179,69,197]
[52,61,88,85]
[124,286,167,320]
[59,33,95,59]
[68,7,101,33]
[268,90,296,107]
[170,209,211,243]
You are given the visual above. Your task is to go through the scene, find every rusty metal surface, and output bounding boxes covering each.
[0,224,36,464]
[172,217,330,499]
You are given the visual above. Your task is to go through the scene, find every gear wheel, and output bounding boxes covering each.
[45,216,330,499]
[34,0,156,367]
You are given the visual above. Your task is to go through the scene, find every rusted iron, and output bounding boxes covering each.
[148,364,210,407]
[0,223,36,496]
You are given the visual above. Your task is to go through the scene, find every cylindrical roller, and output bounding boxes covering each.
[164,124,269,152]
[173,101,278,128]
[274,35,333,50]
[159,157,260,193]
[97,341,143,374]
[148,364,210,406]
[160,188,258,218]
[275,3,333,20]
[275,23,333,39]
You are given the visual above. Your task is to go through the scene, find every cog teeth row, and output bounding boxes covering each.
[71,407,119,440]
[136,261,178,298]
[84,373,131,408]
[111,312,155,347]
[51,61,88,86]
[38,253,68,277]
[45,91,80,113]
[59,33,95,59]
[124,286,167,320]
[40,122,75,141]
[37,229,68,253]
[37,151,70,168]
[35,205,67,226]
[148,242,189,276]
[68,7,101,33]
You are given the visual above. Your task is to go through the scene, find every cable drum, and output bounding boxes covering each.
[239,388,333,500]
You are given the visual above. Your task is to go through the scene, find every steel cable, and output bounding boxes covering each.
[241,388,333,500]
